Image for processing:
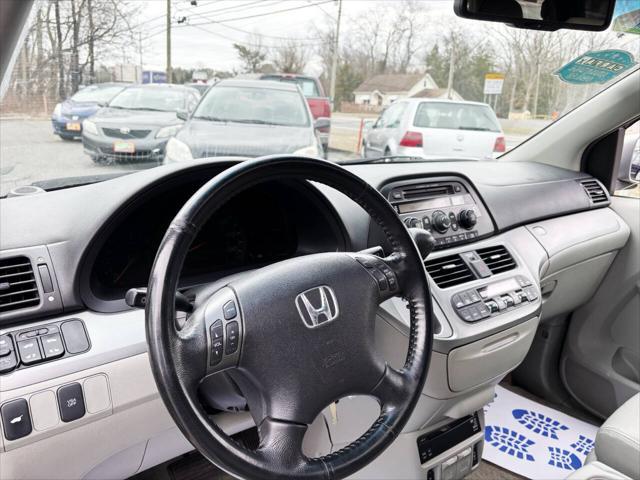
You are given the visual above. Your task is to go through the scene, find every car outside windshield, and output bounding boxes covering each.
[414,103,501,132]
[0,0,638,196]
[109,87,187,112]
[194,86,309,127]
[71,85,125,104]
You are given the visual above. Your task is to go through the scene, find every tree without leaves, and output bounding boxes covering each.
[270,40,308,74]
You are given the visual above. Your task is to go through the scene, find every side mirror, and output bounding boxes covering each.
[176,109,189,121]
[363,119,375,132]
[314,117,330,130]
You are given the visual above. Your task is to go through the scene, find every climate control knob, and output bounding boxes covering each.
[458,209,477,229]
[403,217,420,228]
[432,211,451,233]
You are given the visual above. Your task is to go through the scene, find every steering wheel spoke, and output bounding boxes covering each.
[370,365,414,413]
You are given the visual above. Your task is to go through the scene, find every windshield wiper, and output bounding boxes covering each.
[124,107,168,112]
[340,155,427,165]
[230,119,277,125]
[339,155,478,165]
[192,115,229,122]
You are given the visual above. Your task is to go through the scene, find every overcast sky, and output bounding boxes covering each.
[135,0,455,74]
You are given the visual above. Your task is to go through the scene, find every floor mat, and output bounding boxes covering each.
[482,386,598,480]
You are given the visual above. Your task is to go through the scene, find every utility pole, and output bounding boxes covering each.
[166,0,172,83]
[139,32,144,83]
[329,0,343,112]
[446,43,456,100]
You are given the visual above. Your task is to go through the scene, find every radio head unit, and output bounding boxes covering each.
[381,178,494,250]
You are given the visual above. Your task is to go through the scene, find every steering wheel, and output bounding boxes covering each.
[146,156,433,479]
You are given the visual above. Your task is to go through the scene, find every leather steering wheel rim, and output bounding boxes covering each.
[146,155,433,480]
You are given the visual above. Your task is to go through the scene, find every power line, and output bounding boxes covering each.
[186,0,334,25]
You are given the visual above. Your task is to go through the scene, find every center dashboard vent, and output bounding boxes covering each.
[476,245,516,274]
[0,256,40,313]
[401,183,454,200]
[425,254,474,288]
[580,180,608,204]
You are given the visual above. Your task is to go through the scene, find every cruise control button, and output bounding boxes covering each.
[57,383,85,422]
[40,333,64,359]
[225,321,239,354]
[17,339,42,365]
[1,398,32,440]
[223,300,237,320]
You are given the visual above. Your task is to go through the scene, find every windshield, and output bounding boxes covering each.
[414,103,501,132]
[194,86,309,127]
[0,0,638,195]
[109,87,187,111]
[71,85,125,104]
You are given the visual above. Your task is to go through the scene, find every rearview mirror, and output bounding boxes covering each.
[314,117,330,131]
[454,0,617,31]
[176,109,189,121]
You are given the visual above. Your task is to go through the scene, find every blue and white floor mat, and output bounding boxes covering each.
[482,386,598,479]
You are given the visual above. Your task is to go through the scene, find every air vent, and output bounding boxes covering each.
[425,254,475,289]
[0,256,40,313]
[476,246,516,275]
[580,180,608,204]
[402,184,454,200]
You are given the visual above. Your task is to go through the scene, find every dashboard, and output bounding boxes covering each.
[0,157,631,480]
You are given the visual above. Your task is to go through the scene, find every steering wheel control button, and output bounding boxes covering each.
[1,398,33,441]
[17,339,42,365]
[210,320,223,341]
[57,383,85,423]
[60,320,90,354]
[223,300,237,320]
[40,333,65,359]
[225,321,239,354]
[210,338,224,366]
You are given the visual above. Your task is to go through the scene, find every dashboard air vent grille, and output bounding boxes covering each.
[0,256,40,313]
[402,184,454,200]
[425,254,475,288]
[476,245,516,274]
[580,180,608,204]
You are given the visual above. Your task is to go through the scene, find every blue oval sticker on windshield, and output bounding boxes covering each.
[555,50,637,85]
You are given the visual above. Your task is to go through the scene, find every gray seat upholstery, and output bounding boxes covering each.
[592,393,640,479]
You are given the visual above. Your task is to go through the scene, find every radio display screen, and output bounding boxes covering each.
[479,278,519,298]
[398,197,450,213]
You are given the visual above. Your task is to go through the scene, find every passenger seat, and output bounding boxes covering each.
[567,393,640,480]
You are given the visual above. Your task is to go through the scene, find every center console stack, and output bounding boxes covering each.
[381,177,494,250]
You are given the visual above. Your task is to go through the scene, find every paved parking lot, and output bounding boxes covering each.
[0,116,529,196]
[0,119,156,196]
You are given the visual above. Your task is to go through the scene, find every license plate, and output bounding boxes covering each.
[66,122,81,131]
[113,141,135,153]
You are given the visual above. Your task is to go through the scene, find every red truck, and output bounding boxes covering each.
[260,74,331,157]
